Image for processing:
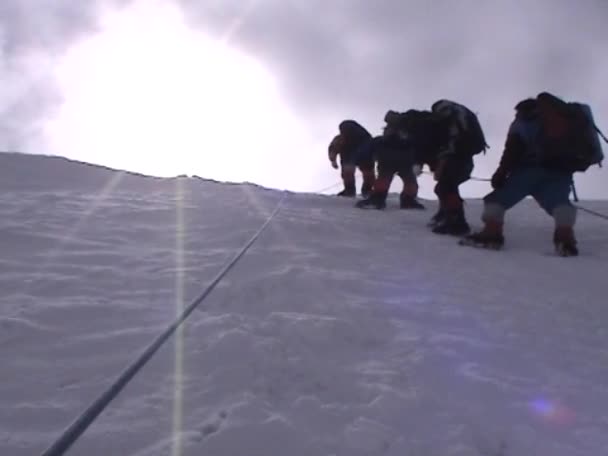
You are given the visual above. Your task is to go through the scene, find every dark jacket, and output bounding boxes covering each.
[499,99,544,172]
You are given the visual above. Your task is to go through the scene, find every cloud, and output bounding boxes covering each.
[175,0,606,109]
[1,0,607,196]
[176,0,608,196]
[0,0,128,148]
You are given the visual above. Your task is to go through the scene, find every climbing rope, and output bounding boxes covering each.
[568,182,608,220]
[317,182,342,194]
[574,204,608,221]
[40,192,288,456]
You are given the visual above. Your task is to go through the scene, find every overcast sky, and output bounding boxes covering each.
[1,0,607,199]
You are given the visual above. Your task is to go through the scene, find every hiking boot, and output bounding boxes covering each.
[555,241,578,257]
[433,218,470,235]
[361,182,374,198]
[432,210,470,236]
[427,208,446,227]
[553,227,578,257]
[400,195,426,210]
[355,194,386,210]
[337,185,356,197]
[460,230,505,250]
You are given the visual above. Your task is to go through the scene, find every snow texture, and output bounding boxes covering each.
[1,151,607,456]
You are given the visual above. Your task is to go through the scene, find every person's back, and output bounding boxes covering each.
[498,98,543,172]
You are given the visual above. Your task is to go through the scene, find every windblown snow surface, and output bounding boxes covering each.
[1,151,607,456]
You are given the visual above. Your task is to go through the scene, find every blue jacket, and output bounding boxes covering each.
[500,100,544,171]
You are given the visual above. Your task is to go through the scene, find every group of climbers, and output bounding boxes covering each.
[327,93,606,257]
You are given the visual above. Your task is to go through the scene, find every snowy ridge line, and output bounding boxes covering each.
[39,192,289,456]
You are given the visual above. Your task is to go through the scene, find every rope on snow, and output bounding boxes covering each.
[40,192,289,456]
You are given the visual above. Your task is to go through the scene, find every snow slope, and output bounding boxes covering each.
[1,151,607,456]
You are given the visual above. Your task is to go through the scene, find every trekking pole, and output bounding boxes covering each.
[594,125,607,168]
[595,125,608,143]
[470,176,491,182]
[571,182,579,202]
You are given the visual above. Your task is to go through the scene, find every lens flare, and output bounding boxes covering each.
[529,397,575,425]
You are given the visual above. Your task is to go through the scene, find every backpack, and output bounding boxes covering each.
[395,109,450,164]
[535,92,605,172]
[431,100,489,156]
[339,120,372,143]
[381,110,406,140]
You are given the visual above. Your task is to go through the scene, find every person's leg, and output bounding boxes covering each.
[462,167,546,248]
[355,140,376,197]
[532,171,578,256]
[397,166,425,209]
[355,148,395,209]
[431,157,474,235]
[359,166,376,197]
[337,154,356,197]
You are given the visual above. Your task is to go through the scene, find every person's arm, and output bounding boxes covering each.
[491,122,526,188]
[328,135,341,169]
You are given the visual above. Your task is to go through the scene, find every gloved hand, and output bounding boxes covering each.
[331,160,339,170]
[491,167,509,189]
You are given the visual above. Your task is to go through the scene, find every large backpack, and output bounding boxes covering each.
[338,120,372,147]
[535,92,606,172]
[431,100,489,156]
[388,109,447,164]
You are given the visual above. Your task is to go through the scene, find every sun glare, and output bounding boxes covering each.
[44,0,306,182]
